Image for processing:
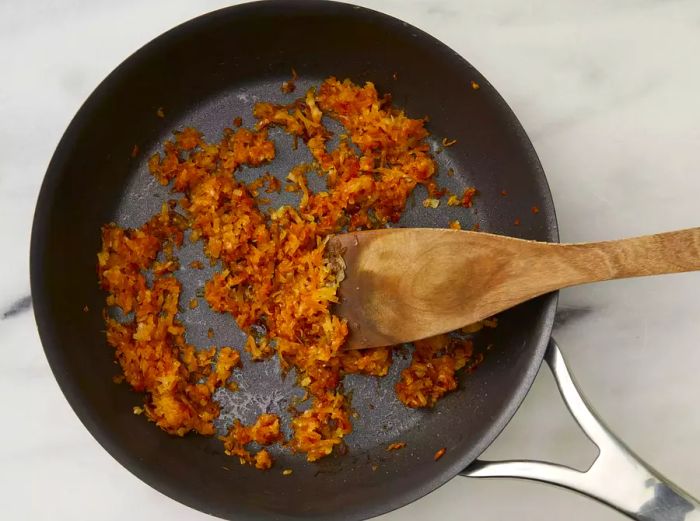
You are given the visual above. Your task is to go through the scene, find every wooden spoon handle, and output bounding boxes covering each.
[530,227,700,292]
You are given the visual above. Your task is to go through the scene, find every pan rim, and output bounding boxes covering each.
[30,1,559,519]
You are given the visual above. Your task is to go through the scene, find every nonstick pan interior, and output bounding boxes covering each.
[31,2,558,520]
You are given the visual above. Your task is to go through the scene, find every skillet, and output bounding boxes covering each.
[30,1,698,520]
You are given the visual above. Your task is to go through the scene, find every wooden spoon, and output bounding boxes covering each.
[330,227,700,349]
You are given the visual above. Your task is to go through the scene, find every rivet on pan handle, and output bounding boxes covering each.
[461,338,700,521]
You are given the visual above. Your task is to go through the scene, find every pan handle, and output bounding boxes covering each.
[461,338,700,521]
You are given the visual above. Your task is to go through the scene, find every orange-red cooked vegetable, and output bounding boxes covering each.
[99,77,483,469]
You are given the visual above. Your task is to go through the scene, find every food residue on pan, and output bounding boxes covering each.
[386,442,406,451]
[461,317,498,334]
[97,77,489,471]
[434,447,446,461]
[281,68,298,94]
[461,187,477,208]
[422,197,440,209]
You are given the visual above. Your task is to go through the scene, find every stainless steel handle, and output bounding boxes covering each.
[461,338,700,521]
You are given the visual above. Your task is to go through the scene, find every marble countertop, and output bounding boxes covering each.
[2,1,699,519]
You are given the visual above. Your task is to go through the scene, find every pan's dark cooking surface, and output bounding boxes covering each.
[31,1,557,519]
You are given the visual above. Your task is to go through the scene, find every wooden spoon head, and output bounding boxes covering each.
[331,228,511,349]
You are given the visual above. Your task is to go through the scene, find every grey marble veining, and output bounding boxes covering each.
[1,1,699,520]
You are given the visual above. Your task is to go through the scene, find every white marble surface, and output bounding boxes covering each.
[2,1,699,519]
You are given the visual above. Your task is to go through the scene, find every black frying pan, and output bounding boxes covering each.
[31,2,558,519]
